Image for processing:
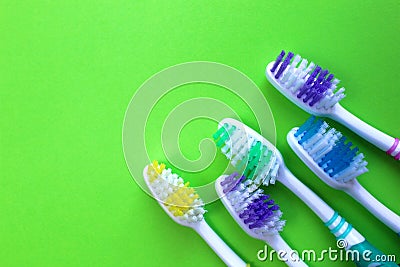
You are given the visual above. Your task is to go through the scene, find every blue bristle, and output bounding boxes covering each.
[319,137,346,166]
[295,116,316,137]
[320,137,359,176]
[298,119,323,145]
[296,116,367,181]
[329,155,350,176]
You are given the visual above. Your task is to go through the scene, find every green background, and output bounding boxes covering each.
[1,1,399,266]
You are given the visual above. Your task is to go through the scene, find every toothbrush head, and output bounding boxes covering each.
[212,118,283,186]
[265,50,346,116]
[287,116,368,190]
[143,160,206,226]
[215,172,285,240]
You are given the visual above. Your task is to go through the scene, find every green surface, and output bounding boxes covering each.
[1,1,399,267]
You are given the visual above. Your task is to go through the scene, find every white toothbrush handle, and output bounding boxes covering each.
[347,181,400,234]
[279,168,377,249]
[330,104,400,160]
[194,220,248,267]
[264,234,308,267]
[279,168,335,222]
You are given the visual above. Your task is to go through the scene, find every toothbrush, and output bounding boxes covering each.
[143,160,248,267]
[265,50,399,160]
[287,116,400,235]
[215,172,307,266]
[213,118,397,267]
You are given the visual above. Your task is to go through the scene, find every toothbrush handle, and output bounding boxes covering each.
[325,212,398,267]
[195,220,248,267]
[263,235,308,267]
[348,240,398,267]
[280,169,397,266]
[330,104,399,160]
[348,181,400,234]
[280,168,335,222]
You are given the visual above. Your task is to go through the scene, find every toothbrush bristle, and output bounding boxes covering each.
[213,123,280,186]
[146,160,206,222]
[221,172,285,236]
[270,50,346,110]
[295,116,368,182]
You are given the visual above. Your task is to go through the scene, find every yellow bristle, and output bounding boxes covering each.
[186,188,195,195]
[168,205,176,212]
[174,210,184,217]
[168,205,186,217]
[185,195,195,206]
[164,187,196,217]
[147,166,157,183]
[149,164,202,219]
[152,160,158,169]
[152,160,165,174]
[148,160,166,183]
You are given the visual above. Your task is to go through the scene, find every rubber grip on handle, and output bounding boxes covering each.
[349,240,397,267]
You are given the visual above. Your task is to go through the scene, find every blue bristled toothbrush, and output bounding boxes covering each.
[286,116,400,235]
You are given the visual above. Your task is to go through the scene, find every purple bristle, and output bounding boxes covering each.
[263,211,275,220]
[229,175,245,192]
[239,193,281,230]
[266,199,275,205]
[222,173,245,193]
[244,217,256,224]
[249,222,263,229]
[239,210,250,219]
[275,52,294,79]
[307,66,322,84]
[223,172,284,234]
[297,84,311,100]
[317,69,329,83]
[297,66,321,99]
[254,208,265,215]
[309,81,330,106]
[303,90,317,103]
[296,66,336,107]
[220,172,238,186]
[270,205,280,211]
[258,195,269,201]
[270,50,285,72]
[326,73,334,82]
[259,211,272,221]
